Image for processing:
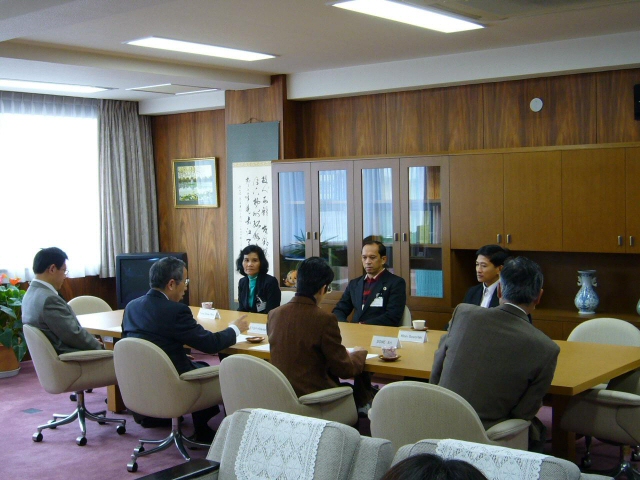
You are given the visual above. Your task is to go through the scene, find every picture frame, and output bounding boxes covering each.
[172,157,218,208]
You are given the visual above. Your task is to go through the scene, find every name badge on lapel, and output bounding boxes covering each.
[256,296,266,313]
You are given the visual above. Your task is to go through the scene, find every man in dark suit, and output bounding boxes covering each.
[333,240,406,327]
[462,244,511,309]
[267,257,368,408]
[22,247,103,354]
[431,256,559,452]
[122,256,248,444]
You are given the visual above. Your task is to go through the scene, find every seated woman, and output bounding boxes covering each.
[463,245,511,308]
[236,245,281,314]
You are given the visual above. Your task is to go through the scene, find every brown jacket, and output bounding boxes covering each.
[267,295,367,396]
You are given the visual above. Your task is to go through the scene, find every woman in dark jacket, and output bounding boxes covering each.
[236,245,281,314]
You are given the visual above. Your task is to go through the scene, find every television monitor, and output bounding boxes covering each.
[115,252,189,309]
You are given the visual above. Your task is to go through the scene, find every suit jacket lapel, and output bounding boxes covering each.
[362,271,386,312]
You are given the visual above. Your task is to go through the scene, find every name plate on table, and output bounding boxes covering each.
[371,336,401,348]
[248,323,267,335]
[398,330,427,343]
[197,308,221,320]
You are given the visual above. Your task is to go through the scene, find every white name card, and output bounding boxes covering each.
[197,308,220,320]
[248,323,267,335]
[398,330,427,343]
[371,336,401,349]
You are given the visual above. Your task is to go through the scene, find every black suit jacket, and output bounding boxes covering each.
[237,273,281,314]
[332,270,406,326]
[122,289,237,374]
[463,283,500,308]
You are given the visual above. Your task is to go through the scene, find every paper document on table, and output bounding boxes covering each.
[346,348,377,360]
[249,344,270,352]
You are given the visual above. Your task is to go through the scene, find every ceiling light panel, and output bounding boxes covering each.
[126,37,275,61]
[0,79,107,94]
[331,0,484,33]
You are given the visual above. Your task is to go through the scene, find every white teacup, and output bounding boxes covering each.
[201,302,213,309]
[382,346,397,358]
[412,320,426,330]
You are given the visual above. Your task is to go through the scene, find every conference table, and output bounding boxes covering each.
[79,307,640,461]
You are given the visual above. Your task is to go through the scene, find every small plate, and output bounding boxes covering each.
[379,354,401,362]
[246,336,264,344]
[411,327,428,331]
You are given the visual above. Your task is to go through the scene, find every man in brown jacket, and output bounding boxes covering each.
[267,257,369,407]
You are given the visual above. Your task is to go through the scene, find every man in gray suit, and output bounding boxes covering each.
[431,256,559,452]
[22,247,102,353]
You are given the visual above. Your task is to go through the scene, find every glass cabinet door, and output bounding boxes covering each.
[313,164,353,292]
[400,157,450,303]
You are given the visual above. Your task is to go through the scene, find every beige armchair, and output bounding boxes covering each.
[401,305,412,327]
[279,290,295,305]
[113,337,223,473]
[67,295,112,315]
[219,354,358,426]
[134,408,394,480]
[369,381,530,452]
[23,324,126,446]
[391,439,611,480]
[561,317,640,477]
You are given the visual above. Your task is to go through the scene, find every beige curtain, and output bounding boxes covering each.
[99,100,158,277]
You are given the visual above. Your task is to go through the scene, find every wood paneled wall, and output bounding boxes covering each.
[597,69,640,143]
[151,109,229,308]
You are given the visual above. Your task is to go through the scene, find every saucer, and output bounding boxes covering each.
[411,327,428,331]
[379,354,401,362]
[246,336,264,344]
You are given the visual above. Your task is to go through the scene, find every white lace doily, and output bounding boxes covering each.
[435,439,547,480]
[235,409,327,480]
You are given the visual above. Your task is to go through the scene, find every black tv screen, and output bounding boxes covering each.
[116,252,189,309]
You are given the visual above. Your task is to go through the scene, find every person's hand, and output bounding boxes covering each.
[231,315,249,332]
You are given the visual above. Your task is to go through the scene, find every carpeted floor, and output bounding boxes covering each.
[0,356,628,479]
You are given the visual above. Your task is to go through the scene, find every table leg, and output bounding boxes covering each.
[551,395,576,461]
[103,337,126,413]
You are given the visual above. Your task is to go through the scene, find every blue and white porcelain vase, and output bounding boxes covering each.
[575,270,599,315]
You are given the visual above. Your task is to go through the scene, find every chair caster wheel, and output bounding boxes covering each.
[33,432,43,442]
[70,393,77,402]
[117,425,126,435]
[127,462,138,473]
[632,451,640,462]
[581,458,592,469]
[134,446,145,454]
[76,436,87,446]
[86,388,93,393]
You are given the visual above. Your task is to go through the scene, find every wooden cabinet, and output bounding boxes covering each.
[450,151,562,251]
[626,147,640,253]
[562,148,626,253]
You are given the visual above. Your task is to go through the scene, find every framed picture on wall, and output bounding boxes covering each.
[172,157,218,208]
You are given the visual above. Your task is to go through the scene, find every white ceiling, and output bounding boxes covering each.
[1,0,640,114]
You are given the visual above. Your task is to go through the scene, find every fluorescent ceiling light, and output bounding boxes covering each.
[331,0,483,33]
[0,79,107,94]
[127,37,275,61]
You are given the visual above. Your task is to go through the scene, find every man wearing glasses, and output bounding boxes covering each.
[22,247,102,353]
[122,256,248,444]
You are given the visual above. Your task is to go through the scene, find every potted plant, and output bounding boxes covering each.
[0,274,27,377]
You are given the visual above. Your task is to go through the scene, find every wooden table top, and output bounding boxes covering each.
[79,307,640,397]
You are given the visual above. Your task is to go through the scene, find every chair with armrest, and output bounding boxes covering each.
[279,290,295,305]
[113,337,223,473]
[391,439,611,480]
[561,317,640,477]
[133,408,394,480]
[23,324,126,446]
[401,305,411,327]
[368,381,530,453]
[67,295,112,315]
[219,354,358,426]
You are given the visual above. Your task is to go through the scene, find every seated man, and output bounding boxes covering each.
[431,257,559,452]
[332,240,406,327]
[267,257,370,409]
[122,256,249,444]
[463,244,511,309]
[22,247,103,353]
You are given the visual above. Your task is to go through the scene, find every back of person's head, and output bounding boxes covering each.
[149,256,186,289]
[381,453,487,480]
[499,256,544,305]
[363,239,386,257]
[476,244,511,267]
[235,244,269,276]
[33,247,68,273]
[296,257,334,297]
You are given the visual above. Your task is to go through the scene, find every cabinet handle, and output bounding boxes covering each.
[631,236,635,247]
[496,234,502,244]
[394,233,399,241]
[618,235,623,246]
[403,233,407,242]
[313,231,318,240]
[506,234,511,244]
[306,231,311,240]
